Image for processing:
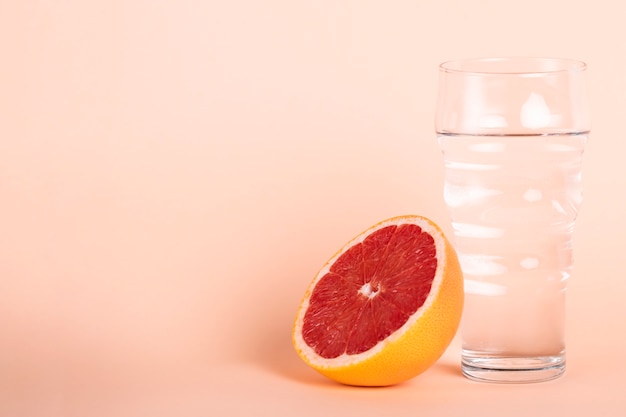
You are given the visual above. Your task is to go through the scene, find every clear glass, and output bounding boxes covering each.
[435,58,590,383]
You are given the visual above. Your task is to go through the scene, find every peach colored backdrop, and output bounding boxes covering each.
[1,1,625,416]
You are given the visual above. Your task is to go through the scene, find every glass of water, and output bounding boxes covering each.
[435,58,590,383]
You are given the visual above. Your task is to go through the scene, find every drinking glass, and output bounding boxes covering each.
[435,57,590,383]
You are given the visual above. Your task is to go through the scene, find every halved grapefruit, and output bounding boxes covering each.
[292,215,463,386]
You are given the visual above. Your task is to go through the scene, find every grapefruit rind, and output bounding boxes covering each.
[292,215,464,386]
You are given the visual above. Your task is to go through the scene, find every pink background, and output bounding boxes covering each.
[1,1,625,415]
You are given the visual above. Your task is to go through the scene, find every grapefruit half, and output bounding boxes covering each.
[292,215,463,386]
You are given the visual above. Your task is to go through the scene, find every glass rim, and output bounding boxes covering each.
[439,57,587,76]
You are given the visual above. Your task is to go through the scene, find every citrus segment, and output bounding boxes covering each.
[292,215,463,386]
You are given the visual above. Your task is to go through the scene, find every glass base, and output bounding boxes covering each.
[462,350,565,383]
